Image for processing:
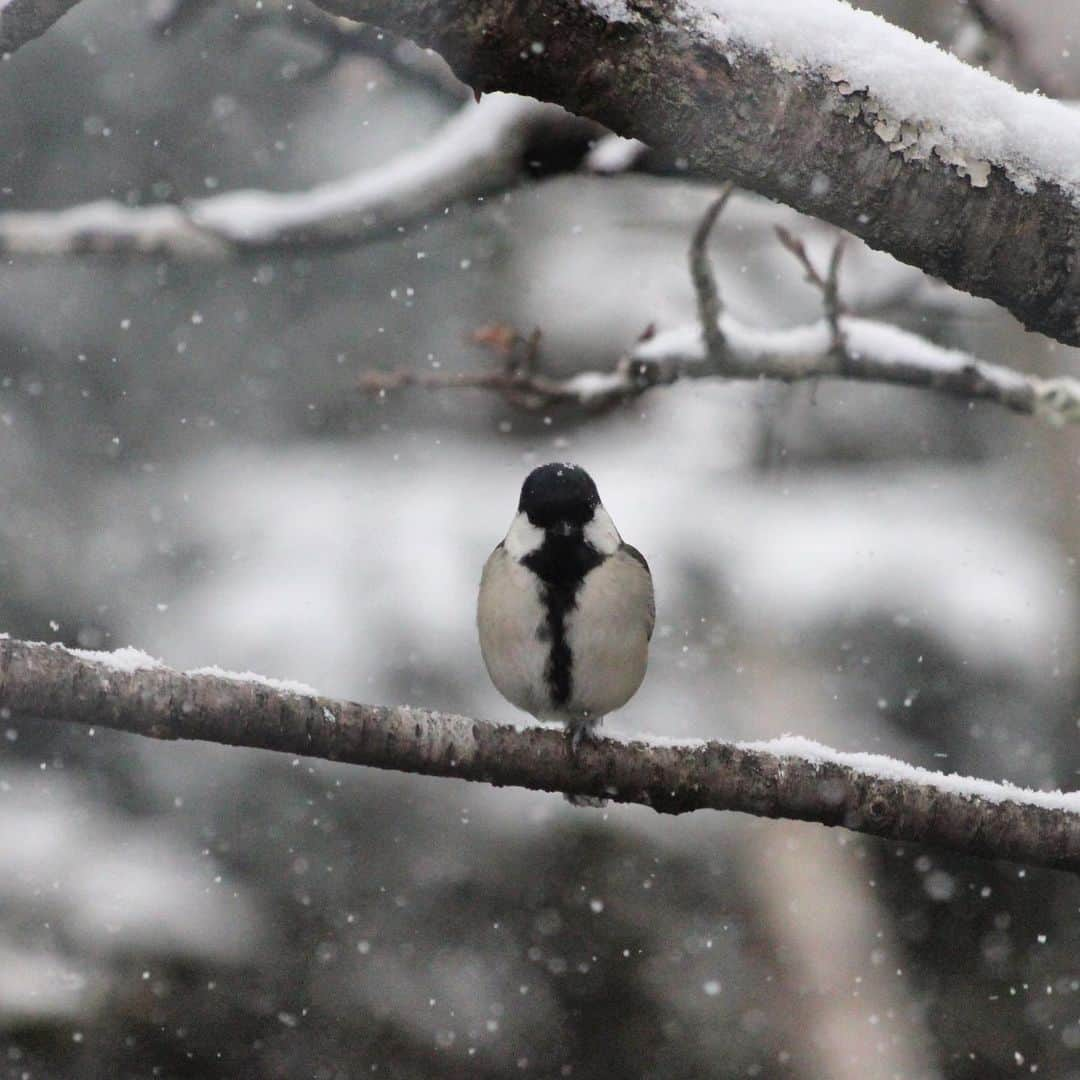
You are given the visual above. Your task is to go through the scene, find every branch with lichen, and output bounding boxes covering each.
[360,196,1080,426]
[1,636,1077,874]
[305,0,1080,348]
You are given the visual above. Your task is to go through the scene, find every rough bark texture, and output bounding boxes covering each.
[309,0,1080,347]
[0,0,82,54]
[2,637,1077,874]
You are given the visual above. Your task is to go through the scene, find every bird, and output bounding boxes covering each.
[477,462,654,759]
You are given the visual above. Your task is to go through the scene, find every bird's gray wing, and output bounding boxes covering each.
[618,543,655,641]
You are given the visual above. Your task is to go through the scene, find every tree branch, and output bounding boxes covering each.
[307,0,1080,347]
[1,637,1076,873]
[0,0,83,55]
[0,94,585,256]
[689,185,732,358]
[361,200,1080,426]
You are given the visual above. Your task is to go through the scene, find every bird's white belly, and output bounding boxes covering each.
[477,547,550,716]
[563,552,650,719]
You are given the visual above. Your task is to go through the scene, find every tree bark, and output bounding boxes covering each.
[309,0,1080,348]
[2,637,1077,874]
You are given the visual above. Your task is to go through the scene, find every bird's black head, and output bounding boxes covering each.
[519,463,600,530]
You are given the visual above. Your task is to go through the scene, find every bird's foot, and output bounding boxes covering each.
[564,719,607,807]
[567,718,598,756]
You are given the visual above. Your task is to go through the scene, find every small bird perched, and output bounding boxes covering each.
[477,463,654,756]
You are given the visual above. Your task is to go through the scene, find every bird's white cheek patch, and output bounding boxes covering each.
[585,505,620,555]
[503,512,544,559]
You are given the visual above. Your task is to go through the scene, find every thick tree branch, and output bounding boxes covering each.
[307,0,1080,347]
[1,637,1077,873]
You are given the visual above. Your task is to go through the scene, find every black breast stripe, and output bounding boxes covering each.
[522,532,604,707]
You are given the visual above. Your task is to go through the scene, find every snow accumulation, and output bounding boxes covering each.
[585,133,648,174]
[542,726,1079,813]
[635,311,1032,390]
[65,645,162,673]
[190,94,549,244]
[588,0,1080,197]
[740,734,1080,814]
[186,665,319,698]
[564,370,631,401]
[58,642,319,697]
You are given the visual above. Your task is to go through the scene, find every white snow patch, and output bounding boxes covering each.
[582,0,642,24]
[191,94,553,243]
[635,312,1037,396]
[187,665,319,698]
[585,134,649,173]
[740,734,1080,814]
[665,0,1080,196]
[48,640,320,696]
[564,370,630,400]
[65,645,163,673]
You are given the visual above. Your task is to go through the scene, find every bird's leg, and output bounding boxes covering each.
[564,715,608,807]
[567,714,600,756]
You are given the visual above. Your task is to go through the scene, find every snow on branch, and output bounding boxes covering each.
[1,636,1077,873]
[0,94,579,256]
[360,197,1080,426]
[311,0,1080,347]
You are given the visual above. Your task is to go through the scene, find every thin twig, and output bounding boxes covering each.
[689,184,734,358]
[360,207,1080,425]
[776,227,847,352]
[824,238,846,350]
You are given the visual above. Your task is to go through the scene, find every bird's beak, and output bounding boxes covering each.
[551,520,574,537]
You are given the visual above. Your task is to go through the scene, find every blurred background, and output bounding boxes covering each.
[0,0,1078,1076]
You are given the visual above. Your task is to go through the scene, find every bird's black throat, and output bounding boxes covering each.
[521,529,604,707]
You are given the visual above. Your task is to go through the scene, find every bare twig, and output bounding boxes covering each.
[824,238,846,348]
[361,204,1080,425]
[689,185,733,358]
[776,226,846,351]
[1,637,1077,872]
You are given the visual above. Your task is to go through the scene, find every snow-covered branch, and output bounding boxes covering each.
[310,0,1080,347]
[362,199,1080,426]
[1,636,1076,873]
[0,94,580,256]
[0,0,83,55]
[361,314,1080,424]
